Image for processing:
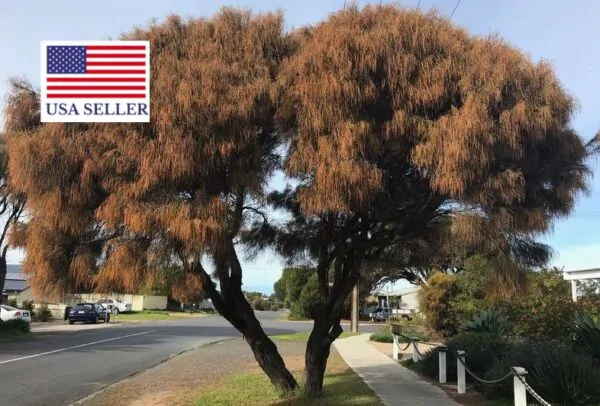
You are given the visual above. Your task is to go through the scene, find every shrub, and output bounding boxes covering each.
[7,298,17,307]
[0,318,31,333]
[418,272,460,336]
[33,304,53,322]
[484,341,600,405]
[411,332,508,385]
[370,325,393,343]
[252,298,265,311]
[573,312,600,361]
[463,308,509,337]
[270,304,279,311]
[21,300,35,313]
[512,268,579,341]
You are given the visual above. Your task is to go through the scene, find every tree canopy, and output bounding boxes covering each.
[4,4,597,397]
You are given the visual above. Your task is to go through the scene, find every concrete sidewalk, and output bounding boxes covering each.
[334,334,459,406]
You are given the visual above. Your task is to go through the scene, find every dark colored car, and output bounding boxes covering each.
[68,303,110,324]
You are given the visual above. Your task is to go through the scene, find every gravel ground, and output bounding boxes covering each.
[77,338,307,406]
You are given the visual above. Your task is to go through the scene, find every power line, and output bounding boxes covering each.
[450,0,461,19]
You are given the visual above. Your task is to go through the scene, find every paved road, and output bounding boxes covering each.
[0,311,379,406]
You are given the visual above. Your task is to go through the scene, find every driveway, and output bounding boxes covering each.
[0,311,378,406]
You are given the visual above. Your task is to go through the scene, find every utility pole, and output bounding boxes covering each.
[350,283,359,333]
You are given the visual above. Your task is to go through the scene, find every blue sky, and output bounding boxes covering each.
[1,0,599,294]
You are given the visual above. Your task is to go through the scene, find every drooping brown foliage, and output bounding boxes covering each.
[248,5,594,395]
[5,3,597,397]
[8,9,297,391]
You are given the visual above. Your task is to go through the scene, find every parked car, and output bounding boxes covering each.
[0,304,32,324]
[96,298,132,314]
[369,307,391,322]
[68,303,110,324]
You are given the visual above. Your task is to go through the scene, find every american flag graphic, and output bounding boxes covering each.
[45,43,149,99]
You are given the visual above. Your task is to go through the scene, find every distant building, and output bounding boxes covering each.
[1,265,30,303]
[373,286,421,314]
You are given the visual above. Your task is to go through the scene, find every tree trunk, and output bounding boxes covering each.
[304,318,343,397]
[199,269,297,392]
[0,252,7,304]
[244,318,298,392]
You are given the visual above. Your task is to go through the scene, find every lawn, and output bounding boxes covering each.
[193,353,381,406]
[270,331,359,341]
[115,310,211,322]
[194,332,381,406]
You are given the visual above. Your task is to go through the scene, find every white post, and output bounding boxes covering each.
[412,339,419,363]
[571,280,578,302]
[392,334,400,360]
[439,345,447,384]
[513,367,528,406]
[457,350,466,394]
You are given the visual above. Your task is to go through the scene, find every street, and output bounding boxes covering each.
[0,312,378,406]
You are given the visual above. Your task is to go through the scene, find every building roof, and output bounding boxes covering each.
[3,264,29,292]
[563,268,600,281]
[3,279,28,292]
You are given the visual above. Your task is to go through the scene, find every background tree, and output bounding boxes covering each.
[248,5,596,395]
[7,10,297,391]
[0,79,35,297]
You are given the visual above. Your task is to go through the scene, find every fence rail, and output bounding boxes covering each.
[391,332,552,406]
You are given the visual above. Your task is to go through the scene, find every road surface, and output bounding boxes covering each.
[0,311,379,406]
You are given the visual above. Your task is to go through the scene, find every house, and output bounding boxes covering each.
[1,265,30,303]
[563,267,600,302]
[373,286,421,314]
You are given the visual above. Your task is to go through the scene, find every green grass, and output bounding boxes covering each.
[115,309,210,322]
[193,356,382,406]
[270,331,359,341]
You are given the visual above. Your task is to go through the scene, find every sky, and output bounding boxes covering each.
[1,0,599,295]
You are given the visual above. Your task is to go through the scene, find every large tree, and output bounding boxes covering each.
[5,5,598,398]
[0,79,35,297]
[246,5,596,395]
[8,9,297,391]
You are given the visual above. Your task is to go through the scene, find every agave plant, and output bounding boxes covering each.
[573,312,600,360]
[463,308,509,337]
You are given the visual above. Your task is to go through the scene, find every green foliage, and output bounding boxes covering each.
[573,312,600,360]
[418,272,459,336]
[449,256,491,322]
[273,267,315,315]
[291,273,320,319]
[252,298,265,311]
[0,318,31,333]
[510,268,579,341]
[32,304,53,322]
[7,298,17,307]
[463,308,509,337]
[21,300,34,312]
[411,332,508,386]
[369,325,393,343]
[484,341,600,405]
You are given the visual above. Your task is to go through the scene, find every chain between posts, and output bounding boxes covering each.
[512,370,552,406]
[400,332,552,405]
[393,335,412,352]
[455,352,514,385]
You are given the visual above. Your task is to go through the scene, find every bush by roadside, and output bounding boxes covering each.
[0,318,31,338]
